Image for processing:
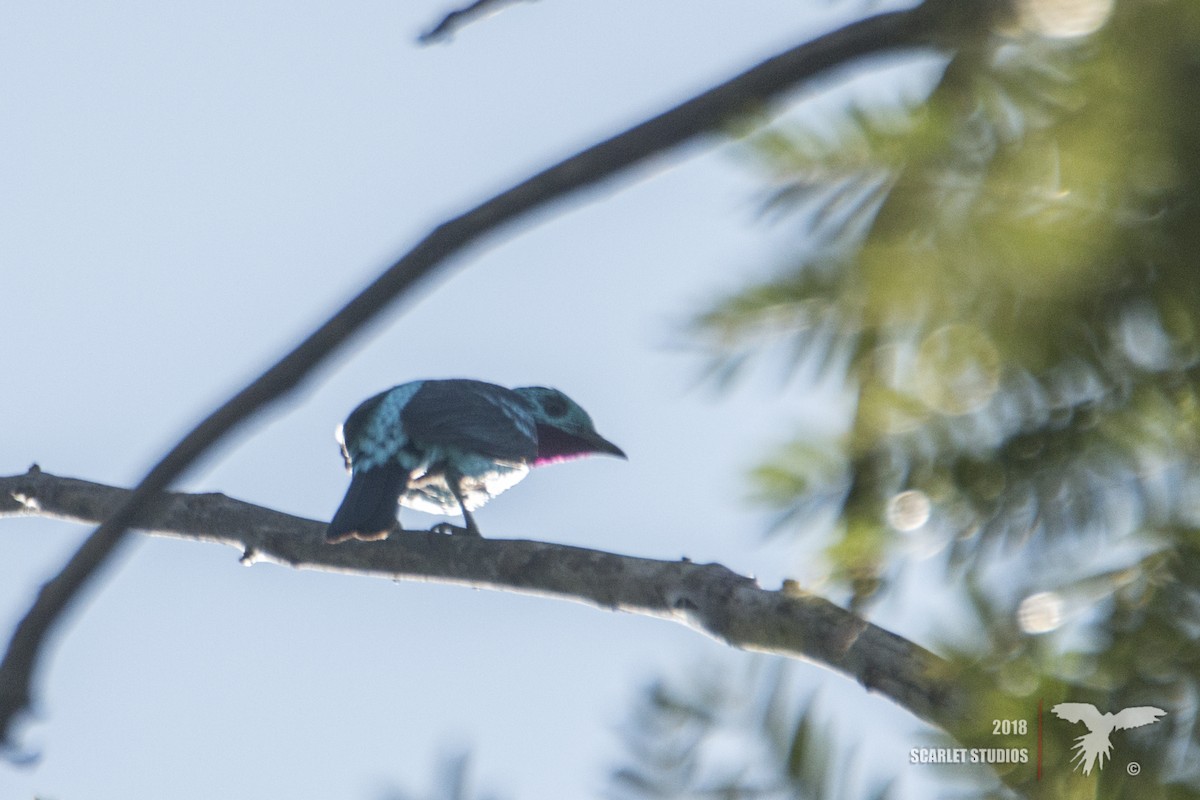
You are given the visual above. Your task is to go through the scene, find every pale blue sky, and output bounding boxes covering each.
[1,2,942,797]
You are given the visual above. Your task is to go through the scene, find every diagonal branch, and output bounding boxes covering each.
[0,467,964,731]
[0,0,986,747]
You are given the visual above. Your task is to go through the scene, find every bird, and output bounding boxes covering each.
[326,378,626,543]
[1051,703,1166,775]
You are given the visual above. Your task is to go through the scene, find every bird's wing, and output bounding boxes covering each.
[341,386,414,468]
[1112,707,1167,730]
[401,379,538,461]
[1051,703,1103,728]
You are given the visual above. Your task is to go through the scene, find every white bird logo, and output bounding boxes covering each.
[1051,703,1166,775]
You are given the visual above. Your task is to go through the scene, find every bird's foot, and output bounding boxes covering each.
[431,522,483,537]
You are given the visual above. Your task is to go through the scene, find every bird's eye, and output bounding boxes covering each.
[542,395,568,418]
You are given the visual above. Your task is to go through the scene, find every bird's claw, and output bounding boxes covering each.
[431,522,482,537]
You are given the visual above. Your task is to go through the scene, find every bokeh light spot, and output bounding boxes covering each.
[915,325,1001,415]
[1018,591,1064,634]
[887,489,931,532]
[1017,0,1114,38]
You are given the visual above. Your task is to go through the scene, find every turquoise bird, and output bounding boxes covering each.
[327,379,625,542]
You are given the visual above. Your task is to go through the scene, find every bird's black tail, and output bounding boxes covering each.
[326,464,408,543]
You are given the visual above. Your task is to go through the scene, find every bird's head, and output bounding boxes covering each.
[515,386,626,465]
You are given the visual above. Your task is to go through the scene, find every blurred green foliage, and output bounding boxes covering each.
[609,659,895,800]
[674,0,1200,796]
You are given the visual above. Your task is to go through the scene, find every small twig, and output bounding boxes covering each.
[419,0,535,44]
[0,0,965,747]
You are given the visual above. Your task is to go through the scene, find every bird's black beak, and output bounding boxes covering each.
[532,424,628,464]
[586,432,626,459]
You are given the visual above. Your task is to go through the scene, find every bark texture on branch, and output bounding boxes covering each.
[1,467,963,731]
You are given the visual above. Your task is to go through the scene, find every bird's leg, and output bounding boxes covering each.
[449,475,482,537]
[458,506,481,537]
[430,468,483,537]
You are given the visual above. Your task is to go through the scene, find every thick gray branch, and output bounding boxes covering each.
[2,467,964,732]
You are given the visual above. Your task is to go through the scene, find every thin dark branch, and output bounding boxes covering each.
[419,0,535,44]
[0,467,965,731]
[0,0,981,747]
